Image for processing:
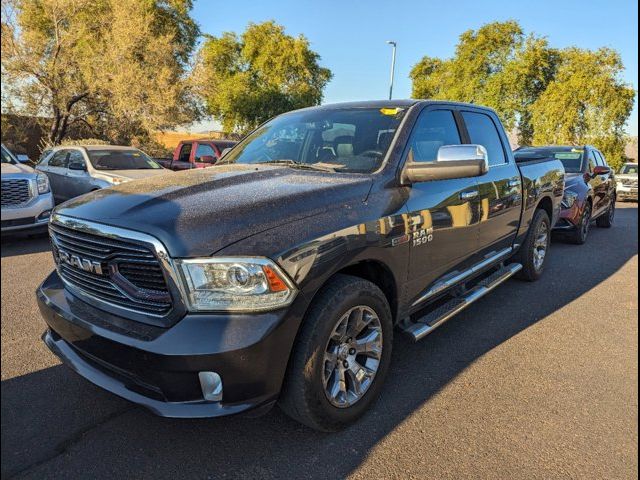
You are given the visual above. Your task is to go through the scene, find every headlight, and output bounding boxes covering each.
[176,257,297,312]
[561,190,578,209]
[109,176,129,185]
[36,173,50,194]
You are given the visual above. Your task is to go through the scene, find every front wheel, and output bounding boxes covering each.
[515,209,551,282]
[567,203,591,245]
[279,274,393,431]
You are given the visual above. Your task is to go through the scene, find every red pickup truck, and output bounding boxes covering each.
[156,139,237,170]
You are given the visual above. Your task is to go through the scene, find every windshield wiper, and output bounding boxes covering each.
[256,159,337,172]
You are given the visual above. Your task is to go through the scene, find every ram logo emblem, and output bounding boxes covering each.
[58,249,104,275]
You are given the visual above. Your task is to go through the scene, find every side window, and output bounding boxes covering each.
[68,150,85,168]
[48,150,69,168]
[408,110,461,163]
[194,144,216,162]
[461,111,507,166]
[178,143,192,162]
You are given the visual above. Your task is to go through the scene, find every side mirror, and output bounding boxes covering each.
[593,165,610,175]
[402,145,489,184]
[68,161,87,171]
[199,155,216,163]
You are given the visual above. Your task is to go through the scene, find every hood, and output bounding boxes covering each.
[97,169,172,180]
[55,164,373,257]
[1,162,35,176]
[564,172,585,189]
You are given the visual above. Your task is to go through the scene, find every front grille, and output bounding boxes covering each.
[621,178,638,187]
[50,222,172,316]
[1,217,36,228]
[1,179,33,207]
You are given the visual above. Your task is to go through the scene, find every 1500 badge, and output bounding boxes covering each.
[412,227,434,246]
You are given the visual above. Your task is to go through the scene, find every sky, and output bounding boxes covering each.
[191,0,638,135]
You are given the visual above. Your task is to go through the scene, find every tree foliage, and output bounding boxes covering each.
[530,48,635,169]
[1,0,199,146]
[410,21,635,164]
[194,21,332,134]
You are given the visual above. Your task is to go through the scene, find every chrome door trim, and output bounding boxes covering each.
[411,246,514,307]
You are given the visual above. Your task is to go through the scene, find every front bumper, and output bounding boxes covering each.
[553,203,581,231]
[1,192,54,232]
[617,184,638,200]
[37,271,305,418]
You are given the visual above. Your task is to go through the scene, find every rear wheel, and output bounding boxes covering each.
[515,209,551,282]
[279,274,393,431]
[567,203,591,245]
[596,198,615,228]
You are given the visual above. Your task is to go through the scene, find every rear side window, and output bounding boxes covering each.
[462,112,506,166]
[178,143,192,162]
[49,150,69,168]
[408,110,461,163]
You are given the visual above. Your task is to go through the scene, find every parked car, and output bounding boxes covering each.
[155,139,237,170]
[616,162,638,201]
[514,145,616,244]
[37,100,564,431]
[37,145,172,204]
[1,143,54,233]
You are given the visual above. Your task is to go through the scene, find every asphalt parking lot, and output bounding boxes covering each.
[1,203,637,480]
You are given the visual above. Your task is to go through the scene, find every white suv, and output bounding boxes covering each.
[1,144,54,233]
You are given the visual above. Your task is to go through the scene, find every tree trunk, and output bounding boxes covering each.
[49,107,62,145]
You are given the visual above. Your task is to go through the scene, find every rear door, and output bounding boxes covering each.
[404,106,482,305]
[461,109,523,257]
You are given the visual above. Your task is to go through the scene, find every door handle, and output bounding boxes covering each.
[460,190,479,201]
[507,178,521,188]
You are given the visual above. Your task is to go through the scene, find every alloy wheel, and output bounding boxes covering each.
[533,219,549,271]
[322,306,383,408]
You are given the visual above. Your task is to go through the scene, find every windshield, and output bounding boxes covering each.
[87,149,162,170]
[1,145,18,164]
[514,147,584,173]
[220,107,406,173]
[621,164,638,175]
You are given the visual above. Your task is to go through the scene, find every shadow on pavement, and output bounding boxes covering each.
[1,205,637,479]
[1,233,51,258]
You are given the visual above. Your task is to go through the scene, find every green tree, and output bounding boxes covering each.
[530,48,635,170]
[1,0,199,146]
[410,21,559,144]
[194,21,332,134]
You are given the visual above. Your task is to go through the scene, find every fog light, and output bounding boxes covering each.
[38,210,52,220]
[198,371,223,402]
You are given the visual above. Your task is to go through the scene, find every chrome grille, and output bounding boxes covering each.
[621,178,638,187]
[1,179,33,207]
[50,222,172,316]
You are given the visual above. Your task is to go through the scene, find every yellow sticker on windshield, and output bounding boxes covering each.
[380,108,402,115]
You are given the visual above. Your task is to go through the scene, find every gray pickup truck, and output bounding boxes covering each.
[37,100,565,431]
[1,143,54,233]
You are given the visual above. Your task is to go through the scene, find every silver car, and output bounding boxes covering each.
[1,143,55,233]
[37,145,172,204]
[616,162,638,201]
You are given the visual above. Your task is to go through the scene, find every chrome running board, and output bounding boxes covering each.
[402,263,523,342]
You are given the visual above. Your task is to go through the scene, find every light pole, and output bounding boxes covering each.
[386,41,397,100]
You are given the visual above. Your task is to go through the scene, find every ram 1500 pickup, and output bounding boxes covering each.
[37,100,565,431]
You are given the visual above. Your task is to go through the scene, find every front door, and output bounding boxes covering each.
[404,107,482,307]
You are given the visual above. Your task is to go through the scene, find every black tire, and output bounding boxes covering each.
[278,274,393,431]
[567,202,591,245]
[596,198,615,228]
[514,209,551,282]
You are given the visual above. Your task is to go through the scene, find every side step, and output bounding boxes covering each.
[401,263,523,342]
